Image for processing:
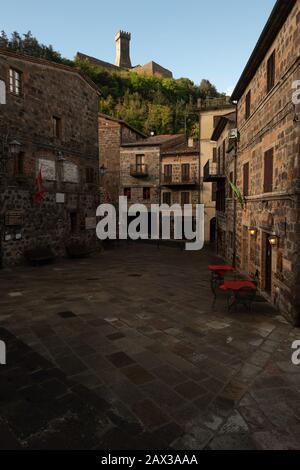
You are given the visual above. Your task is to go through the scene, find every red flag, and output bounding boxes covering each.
[33,168,44,202]
[103,190,111,203]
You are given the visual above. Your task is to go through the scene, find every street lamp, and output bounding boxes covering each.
[248,227,257,236]
[268,234,278,246]
[9,140,21,155]
[100,164,107,177]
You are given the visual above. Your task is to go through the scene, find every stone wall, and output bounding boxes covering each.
[200,107,235,241]
[120,146,160,208]
[0,51,100,266]
[161,154,200,212]
[98,115,144,206]
[235,0,300,324]
[214,120,236,264]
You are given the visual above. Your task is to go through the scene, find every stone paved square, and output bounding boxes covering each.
[0,244,299,450]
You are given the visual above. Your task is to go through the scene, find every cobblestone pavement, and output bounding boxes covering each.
[0,243,299,449]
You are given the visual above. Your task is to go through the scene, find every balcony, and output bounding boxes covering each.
[130,164,148,177]
[203,159,225,182]
[162,174,198,187]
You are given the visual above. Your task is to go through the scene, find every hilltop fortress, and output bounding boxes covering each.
[77,30,173,78]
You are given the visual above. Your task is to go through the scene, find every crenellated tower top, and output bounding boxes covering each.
[115,30,132,68]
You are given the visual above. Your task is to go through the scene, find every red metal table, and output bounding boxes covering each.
[208,265,235,297]
[208,265,235,276]
[220,280,257,312]
[219,280,257,291]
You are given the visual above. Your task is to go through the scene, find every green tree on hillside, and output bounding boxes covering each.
[0,30,227,135]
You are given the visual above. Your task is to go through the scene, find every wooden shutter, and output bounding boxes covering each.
[212,182,217,201]
[264,148,273,193]
[245,90,251,120]
[222,140,226,173]
[181,163,190,181]
[212,147,217,162]
[267,51,275,93]
[243,162,249,196]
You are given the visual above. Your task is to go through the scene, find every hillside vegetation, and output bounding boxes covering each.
[0,31,225,136]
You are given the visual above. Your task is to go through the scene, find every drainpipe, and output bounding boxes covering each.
[232,102,238,268]
[198,112,202,205]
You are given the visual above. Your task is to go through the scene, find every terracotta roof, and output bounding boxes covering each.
[231,0,297,101]
[0,49,101,95]
[98,113,146,138]
[121,134,184,147]
[161,140,199,155]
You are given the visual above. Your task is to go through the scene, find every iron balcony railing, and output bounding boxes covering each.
[130,164,148,177]
[162,174,199,186]
[203,159,225,182]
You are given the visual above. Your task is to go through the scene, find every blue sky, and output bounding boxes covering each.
[2,0,276,94]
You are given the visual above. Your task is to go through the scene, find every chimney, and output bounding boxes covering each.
[115,31,132,68]
[188,137,194,148]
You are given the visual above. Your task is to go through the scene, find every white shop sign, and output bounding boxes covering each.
[63,162,79,183]
[38,158,56,181]
[56,193,65,203]
[85,217,96,230]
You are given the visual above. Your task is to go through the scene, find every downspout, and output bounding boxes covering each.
[198,112,202,205]
[232,102,238,268]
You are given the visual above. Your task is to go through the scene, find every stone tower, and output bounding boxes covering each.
[115,31,132,68]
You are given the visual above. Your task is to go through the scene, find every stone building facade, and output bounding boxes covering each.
[160,138,200,214]
[231,0,300,324]
[0,50,100,266]
[206,112,237,263]
[120,135,185,209]
[98,113,145,207]
[199,101,235,242]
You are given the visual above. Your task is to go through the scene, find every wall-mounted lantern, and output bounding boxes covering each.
[268,234,279,246]
[9,140,21,155]
[57,151,65,161]
[248,227,257,236]
[99,165,107,177]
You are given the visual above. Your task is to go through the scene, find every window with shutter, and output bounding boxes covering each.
[181,163,190,182]
[86,167,95,184]
[212,183,217,202]
[124,187,131,199]
[212,147,217,162]
[162,192,171,205]
[222,140,226,174]
[245,90,251,120]
[9,68,22,96]
[143,187,150,200]
[164,164,172,183]
[243,162,249,196]
[267,51,275,93]
[264,148,274,193]
[181,192,190,205]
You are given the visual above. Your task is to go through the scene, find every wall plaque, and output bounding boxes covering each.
[5,210,23,226]
[63,162,79,183]
[85,217,96,230]
[56,193,65,203]
[38,158,56,181]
